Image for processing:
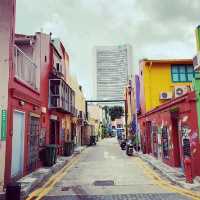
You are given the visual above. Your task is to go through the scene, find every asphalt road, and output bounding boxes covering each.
[42,138,192,200]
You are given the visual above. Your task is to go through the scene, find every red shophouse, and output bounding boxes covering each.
[41,37,76,152]
[138,91,200,180]
[5,33,44,183]
[5,32,76,184]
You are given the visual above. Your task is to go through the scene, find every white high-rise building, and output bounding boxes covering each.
[94,44,132,101]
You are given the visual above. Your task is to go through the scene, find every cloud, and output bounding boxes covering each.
[16,0,200,98]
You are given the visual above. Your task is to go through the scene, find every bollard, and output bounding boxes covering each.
[184,157,193,183]
[6,182,21,200]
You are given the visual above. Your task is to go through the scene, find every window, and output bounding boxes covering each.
[171,64,196,82]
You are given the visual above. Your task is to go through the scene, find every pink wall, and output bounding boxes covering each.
[0,0,16,188]
[5,32,51,184]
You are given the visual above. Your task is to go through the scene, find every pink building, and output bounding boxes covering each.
[0,0,16,189]
[5,31,77,185]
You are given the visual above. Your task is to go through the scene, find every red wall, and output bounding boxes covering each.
[138,92,200,178]
[5,33,50,184]
[5,32,72,184]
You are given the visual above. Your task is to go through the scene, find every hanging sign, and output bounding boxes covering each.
[1,109,7,141]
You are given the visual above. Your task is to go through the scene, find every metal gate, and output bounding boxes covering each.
[29,115,40,171]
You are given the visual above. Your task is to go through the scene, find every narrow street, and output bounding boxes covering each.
[39,138,191,200]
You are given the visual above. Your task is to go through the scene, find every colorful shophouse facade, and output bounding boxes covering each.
[138,58,200,180]
[138,92,200,179]
[0,0,16,189]
[5,31,77,184]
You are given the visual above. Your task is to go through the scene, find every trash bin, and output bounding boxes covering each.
[43,144,57,167]
[6,182,21,200]
[64,141,74,156]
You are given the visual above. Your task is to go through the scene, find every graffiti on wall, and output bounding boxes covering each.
[162,126,169,158]
[151,124,158,157]
[181,125,191,157]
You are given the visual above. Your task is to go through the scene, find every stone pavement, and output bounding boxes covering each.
[0,145,86,200]
[40,138,193,200]
[19,145,86,199]
[138,153,200,190]
[42,193,191,200]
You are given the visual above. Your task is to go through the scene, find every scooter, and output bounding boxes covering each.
[90,135,96,146]
[126,140,134,156]
[120,139,126,150]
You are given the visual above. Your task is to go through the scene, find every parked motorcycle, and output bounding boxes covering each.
[126,140,134,156]
[90,135,96,146]
[120,139,126,150]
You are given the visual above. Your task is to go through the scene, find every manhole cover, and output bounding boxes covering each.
[93,180,114,186]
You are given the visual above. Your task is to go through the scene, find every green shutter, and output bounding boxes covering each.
[195,26,200,52]
[1,109,7,141]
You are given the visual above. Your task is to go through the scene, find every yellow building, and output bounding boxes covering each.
[88,104,103,138]
[69,75,86,146]
[139,59,193,114]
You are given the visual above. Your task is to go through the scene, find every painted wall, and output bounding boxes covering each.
[194,26,200,140]
[5,33,47,184]
[138,92,200,179]
[195,25,200,52]
[40,39,72,144]
[69,74,86,145]
[135,75,140,114]
[0,0,16,189]
[88,104,103,136]
[139,60,193,114]
[69,75,85,113]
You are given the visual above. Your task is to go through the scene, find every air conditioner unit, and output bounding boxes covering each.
[174,86,188,98]
[193,53,200,71]
[160,91,172,100]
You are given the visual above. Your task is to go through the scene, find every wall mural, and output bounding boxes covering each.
[181,125,191,157]
[162,126,169,158]
[151,125,158,158]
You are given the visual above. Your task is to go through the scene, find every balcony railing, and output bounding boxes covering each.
[49,78,75,114]
[14,45,38,90]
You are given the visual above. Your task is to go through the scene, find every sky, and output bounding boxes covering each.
[16,0,200,99]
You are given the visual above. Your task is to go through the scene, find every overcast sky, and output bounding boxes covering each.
[16,0,200,98]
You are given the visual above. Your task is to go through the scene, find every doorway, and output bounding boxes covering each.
[171,111,181,167]
[29,115,40,172]
[145,121,152,154]
[71,123,76,141]
[50,120,60,144]
[11,111,25,178]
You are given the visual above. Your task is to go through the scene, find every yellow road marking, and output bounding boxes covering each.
[135,157,200,200]
[26,150,86,200]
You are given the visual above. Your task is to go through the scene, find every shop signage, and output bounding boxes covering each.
[1,109,7,141]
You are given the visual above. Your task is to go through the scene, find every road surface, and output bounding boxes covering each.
[40,138,192,200]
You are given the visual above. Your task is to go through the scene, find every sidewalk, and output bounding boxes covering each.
[1,146,86,200]
[138,153,200,190]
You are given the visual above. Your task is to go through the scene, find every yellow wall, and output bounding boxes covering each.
[69,75,85,113]
[68,74,86,144]
[141,61,192,112]
[88,104,103,136]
